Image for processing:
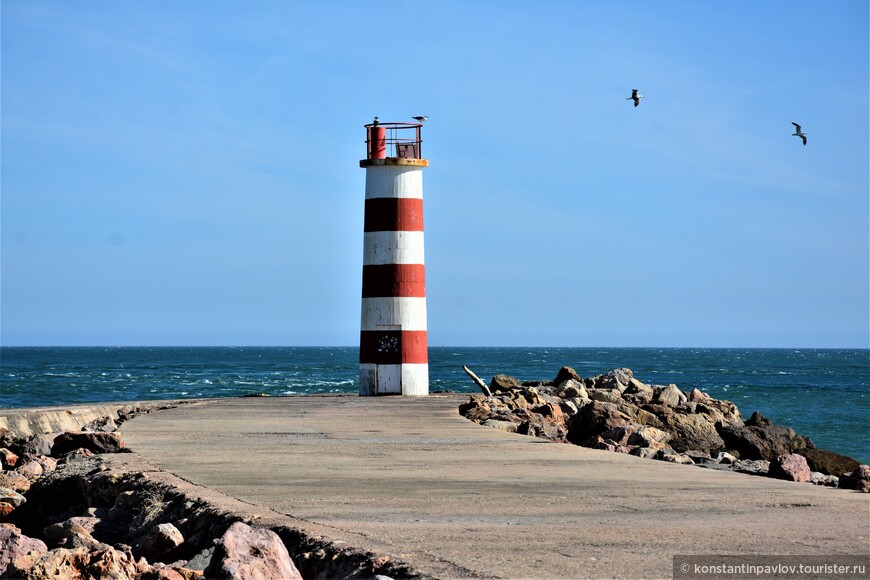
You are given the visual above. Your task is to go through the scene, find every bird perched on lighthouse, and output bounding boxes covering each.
[791,122,807,145]
[626,89,644,107]
[412,115,429,123]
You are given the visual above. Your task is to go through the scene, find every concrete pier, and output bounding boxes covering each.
[113,395,870,579]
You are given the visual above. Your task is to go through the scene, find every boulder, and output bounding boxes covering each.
[553,366,582,386]
[458,397,491,424]
[0,487,27,508]
[808,472,839,487]
[490,374,522,393]
[768,453,811,482]
[687,388,711,403]
[665,413,725,454]
[21,453,58,475]
[838,465,870,492]
[603,368,633,391]
[622,379,654,404]
[51,432,124,456]
[555,379,588,400]
[717,418,810,461]
[0,502,14,518]
[43,518,103,550]
[0,524,48,576]
[0,448,19,469]
[798,448,860,477]
[732,459,771,476]
[655,449,694,465]
[627,426,671,448]
[482,419,519,433]
[559,400,579,417]
[6,545,139,579]
[654,385,687,407]
[0,471,31,493]
[16,433,58,456]
[16,460,44,479]
[629,447,659,460]
[599,425,638,446]
[81,416,118,433]
[715,452,737,465]
[588,389,622,404]
[566,401,631,445]
[204,522,302,580]
[139,522,185,563]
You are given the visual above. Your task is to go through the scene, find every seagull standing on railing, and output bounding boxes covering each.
[626,89,644,107]
[412,115,429,123]
[791,122,807,145]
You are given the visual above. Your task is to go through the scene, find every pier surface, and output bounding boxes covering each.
[119,395,869,579]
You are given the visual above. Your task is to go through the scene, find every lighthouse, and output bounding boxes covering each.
[359,120,429,396]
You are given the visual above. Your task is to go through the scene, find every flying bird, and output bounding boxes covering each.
[791,122,807,145]
[412,115,429,123]
[626,89,644,107]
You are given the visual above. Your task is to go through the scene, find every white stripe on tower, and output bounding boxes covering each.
[359,137,429,396]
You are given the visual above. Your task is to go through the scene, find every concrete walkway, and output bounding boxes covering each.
[120,395,870,579]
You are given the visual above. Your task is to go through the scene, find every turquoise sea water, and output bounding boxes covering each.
[1,347,867,463]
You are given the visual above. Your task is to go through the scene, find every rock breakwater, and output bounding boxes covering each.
[459,366,868,489]
[0,403,417,579]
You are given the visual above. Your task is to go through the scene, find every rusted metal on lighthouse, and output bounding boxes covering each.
[359,120,429,396]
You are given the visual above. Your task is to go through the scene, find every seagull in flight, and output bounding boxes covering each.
[412,115,429,123]
[791,122,807,145]
[626,89,644,107]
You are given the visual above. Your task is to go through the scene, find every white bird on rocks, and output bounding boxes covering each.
[626,89,644,107]
[412,115,429,123]
[791,122,807,145]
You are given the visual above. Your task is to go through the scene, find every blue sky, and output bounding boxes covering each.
[2,1,868,347]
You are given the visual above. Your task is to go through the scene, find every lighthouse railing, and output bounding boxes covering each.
[364,122,423,160]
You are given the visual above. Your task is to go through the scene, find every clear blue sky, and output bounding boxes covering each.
[2,1,868,347]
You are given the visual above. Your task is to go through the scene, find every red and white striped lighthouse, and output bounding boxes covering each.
[359,120,429,396]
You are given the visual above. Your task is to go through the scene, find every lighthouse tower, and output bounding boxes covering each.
[359,120,429,396]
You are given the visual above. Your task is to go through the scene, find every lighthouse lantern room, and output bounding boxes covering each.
[359,120,429,396]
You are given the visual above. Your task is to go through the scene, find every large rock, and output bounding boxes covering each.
[768,453,811,482]
[621,379,654,404]
[555,379,588,400]
[0,524,48,576]
[139,522,185,563]
[627,426,671,448]
[654,385,687,407]
[0,448,19,469]
[15,433,58,456]
[51,432,125,456]
[553,366,582,387]
[204,522,302,580]
[566,401,631,445]
[717,413,810,461]
[16,460,44,479]
[490,374,522,393]
[799,448,860,477]
[0,487,27,508]
[838,465,870,492]
[43,518,103,550]
[81,416,118,433]
[6,545,139,579]
[665,413,725,454]
[458,396,491,424]
[0,471,31,493]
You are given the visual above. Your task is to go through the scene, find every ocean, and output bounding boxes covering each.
[1,347,867,464]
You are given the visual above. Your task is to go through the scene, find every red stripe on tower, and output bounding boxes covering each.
[359,119,430,396]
